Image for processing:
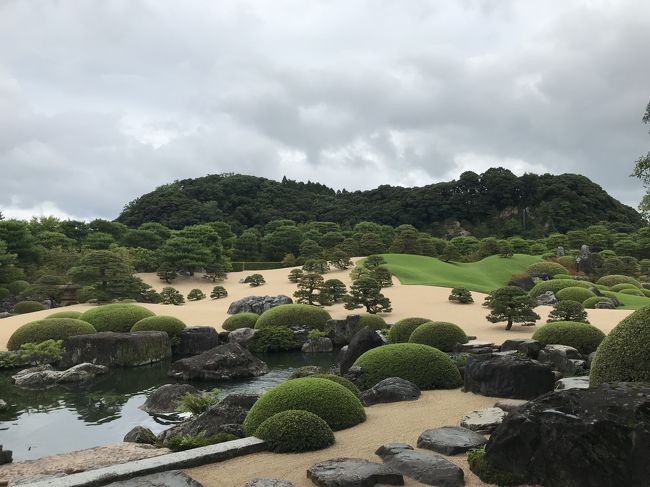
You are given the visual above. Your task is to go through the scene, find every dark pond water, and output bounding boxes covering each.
[0,352,336,461]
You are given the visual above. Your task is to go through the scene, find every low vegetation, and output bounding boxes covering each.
[7,318,96,350]
[254,410,335,452]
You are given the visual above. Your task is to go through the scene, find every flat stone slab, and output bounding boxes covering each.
[460,407,506,433]
[493,399,528,413]
[555,376,590,390]
[106,470,203,486]
[417,426,487,455]
[307,457,404,487]
[376,443,464,486]
[246,480,296,487]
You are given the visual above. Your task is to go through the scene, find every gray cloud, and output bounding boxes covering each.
[0,0,648,221]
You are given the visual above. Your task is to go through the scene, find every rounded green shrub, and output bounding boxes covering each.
[7,280,30,295]
[583,296,613,309]
[388,317,430,343]
[529,279,593,298]
[7,318,96,350]
[590,306,650,385]
[0,287,10,300]
[79,304,155,333]
[45,310,83,319]
[619,288,644,296]
[254,410,335,452]
[12,301,46,314]
[223,312,259,331]
[527,261,568,277]
[131,315,186,337]
[250,326,297,353]
[187,288,206,301]
[243,377,366,435]
[353,343,462,390]
[552,274,573,280]
[532,321,605,355]
[354,314,387,333]
[609,283,638,292]
[255,304,331,331]
[308,374,360,396]
[642,289,650,298]
[76,285,96,303]
[595,275,641,288]
[408,321,468,352]
[555,287,595,303]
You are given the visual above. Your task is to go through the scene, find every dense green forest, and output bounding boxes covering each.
[117,169,642,236]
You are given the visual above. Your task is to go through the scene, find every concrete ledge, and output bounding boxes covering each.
[21,437,266,487]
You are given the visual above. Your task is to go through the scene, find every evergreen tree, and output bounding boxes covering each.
[547,300,589,323]
[484,286,540,330]
[293,273,324,305]
[345,276,392,314]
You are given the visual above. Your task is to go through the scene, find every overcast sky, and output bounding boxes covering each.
[1,0,649,221]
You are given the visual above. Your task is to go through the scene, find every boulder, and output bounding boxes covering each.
[463,354,555,399]
[536,291,558,306]
[173,326,219,357]
[139,384,199,416]
[168,343,269,381]
[307,457,403,487]
[500,339,542,359]
[360,377,420,406]
[417,426,487,455]
[376,443,464,486]
[301,337,333,353]
[246,481,295,487]
[123,426,157,444]
[538,344,583,376]
[289,365,326,379]
[324,315,362,346]
[107,471,204,487]
[339,326,384,375]
[227,327,257,348]
[493,399,528,413]
[460,407,507,433]
[157,393,259,445]
[227,295,292,315]
[12,363,108,388]
[455,340,496,353]
[507,274,536,291]
[485,382,650,487]
[555,376,590,390]
[61,331,171,368]
[0,445,12,465]
[56,363,108,383]
[595,301,615,309]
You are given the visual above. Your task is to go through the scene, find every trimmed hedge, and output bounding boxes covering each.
[552,274,573,280]
[388,317,430,343]
[353,343,462,390]
[532,321,605,354]
[255,304,331,331]
[590,306,650,385]
[408,321,468,352]
[595,275,641,288]
[131,315,186,337]
[230,262,286,272]
[79,304,155,333]
[527,261,568,277]
[610,283,639,292]
[12,301,46,314]
[254,410,335,452]
[7,318,96,350]
[7,280,30,295]
[354,314,387,333]
[619,288,645,296]
[529,279,593,298]
[223,312,259,331]
[45,310,83,319]
[555,287,595,303]
[243,377,366,435]
[308,374,360,396]
[583,296,613,309]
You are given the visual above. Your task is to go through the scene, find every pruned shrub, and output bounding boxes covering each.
[555,287,595,303]
[547,300,589,323]
[187,289,206,301]
[250,326,297,353]
[388,317,430,343]
[448,287,474,304]
[408,321,469,352]
[131,315,186,338]
[321,279,347,303]
[467,447,524,486]
[527,261,568,277]
[595,275,641,288]
[244,274,265,287]
[619,288,645,296]
[7,280,30,295]
[243,377,366,435]
[552,274,573,280]
[305,373,360,396]
[79,304,155,333]
[590,306,650,385]
[532,321,605,355]
[609,283,638,292]
[255,410,335,452]
[583,296,613,309]
[160,287,185,305]
[44,310,83,319]
[529,279,593,298]
[77,285,96,303]
[7,318,96,350]
[12,301,46,314]
[222,312,258,331]
[353,343,462,390]
[288,269,304,283]
[354,313,387,333]
[0,288,9,300]
[210,286,228,299]
[255,304,331,331]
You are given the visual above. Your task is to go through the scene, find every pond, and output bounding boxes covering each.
[0,352,337,461]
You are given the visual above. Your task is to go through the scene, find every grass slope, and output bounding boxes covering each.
[608,291,650,310]
[374,254,542,294]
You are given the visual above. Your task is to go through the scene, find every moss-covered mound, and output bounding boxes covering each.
[529,279,593,298]
[555,286,595,303]
[408,321,468,352]
[353,314,387,333]
[79,304,155,333]
[353,343,462,390]
[255,304,331,331]
[243,377,366,435]
[45,310,83,319]
[131,315,186,337]
[590,306,650,385]
[527,261,568,277]
[254,410,335,452]
[223,312,259,331]
[596,275,641,288]
[7,318,96,350]
[582,296,613,309]
[12,301,46,314]
[532,321,606,355]
[388,317,430,343]
[610,283,640,292]
[619,288,645,296]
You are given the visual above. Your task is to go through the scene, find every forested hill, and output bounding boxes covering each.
[117,169,642,237]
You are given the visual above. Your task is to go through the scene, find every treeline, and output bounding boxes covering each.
[116,170,642,236]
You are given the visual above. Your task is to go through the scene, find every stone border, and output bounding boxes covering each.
[20,438,266,487]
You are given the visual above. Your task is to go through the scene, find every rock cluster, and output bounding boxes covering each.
[12,363,108,388]
[227,295,292,315]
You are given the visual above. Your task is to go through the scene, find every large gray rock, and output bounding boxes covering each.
[246,481,295,487]
[536,291,558,306]
[460,407,507,433]
[57,363,109,383]
[339,327,384,375]
[0,445,12,465]
[485,382,650,487]
[227,327,257,348]
[360,377,420,406]
[538,344,584,376]
[555,376,590,390]
[12,363,108,388]
[493,399,528,413]
[307,457,403,487]
[168,342,269,381]
[324,315,362,347]
[123,426,157,444]
[227,295,293,315]
[107,471,204,486]
[302,337,334,353]
[500,339,542,359]
[157,393,259,445]
[376,443,464,486]
[61,331,171,368]
[417,426,487,455]
[173,326,219,357]
[139,383,199,415]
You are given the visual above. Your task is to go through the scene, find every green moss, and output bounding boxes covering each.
[467,448,524,486]
[7,318,96,350]
[532,321,606,354]
[408,321,468,352]
[555,287,595,303]
[12,301,46,314]
[130,315,186,338]
[223,312,259,331]
[79,304,155,332]
[44,310,83,319]
[388,317,430,343]
[254,410,335,452]
[255,304,331,330]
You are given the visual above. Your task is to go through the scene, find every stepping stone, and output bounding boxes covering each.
[107,471,204,486]
[360,377,421,406]
[460,407,506,433]
[555,376,590,390]
[493,399,528,413]
[417,426,487,455]
[307,457,403,487]
[375,443,464,486]
[246,480,296,487]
